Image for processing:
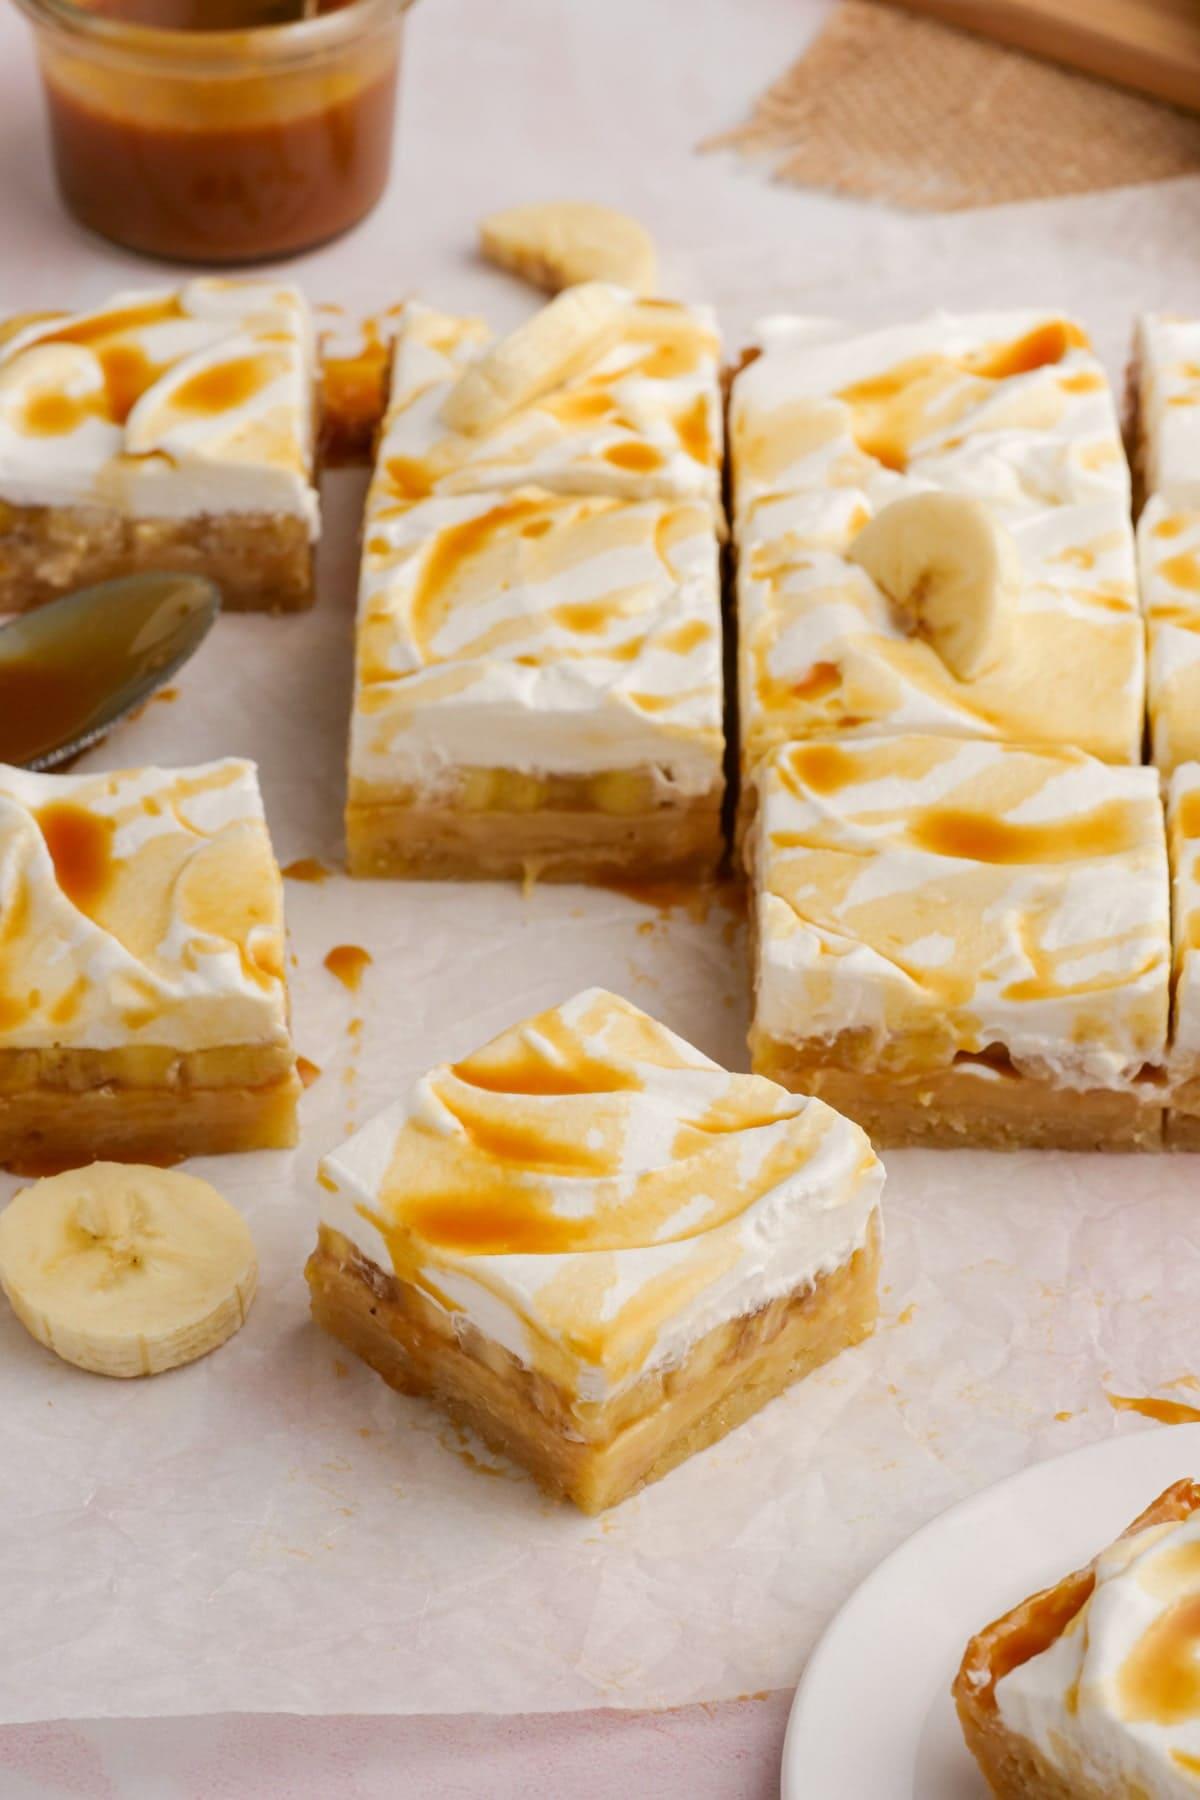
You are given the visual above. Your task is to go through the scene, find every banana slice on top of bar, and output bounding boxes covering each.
[848,491,1021,681]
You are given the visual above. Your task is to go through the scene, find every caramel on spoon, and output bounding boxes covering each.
[0,572,220,769]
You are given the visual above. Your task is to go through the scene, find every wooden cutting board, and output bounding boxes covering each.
[889,0,1200,113]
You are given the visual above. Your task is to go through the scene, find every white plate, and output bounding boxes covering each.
[782,1423,1200,1799]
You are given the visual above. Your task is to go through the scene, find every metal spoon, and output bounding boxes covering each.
[0,571,220,771]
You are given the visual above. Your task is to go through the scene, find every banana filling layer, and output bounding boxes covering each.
[0,759,299,1163]
[729,310,1141,777]
[307,987,884,1512]
[747,735,1174,1150]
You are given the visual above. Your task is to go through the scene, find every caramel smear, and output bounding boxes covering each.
[597,876,744,926]
[323,944,373,993]
[282,858,330,884]
[1106,1390,1200,1426]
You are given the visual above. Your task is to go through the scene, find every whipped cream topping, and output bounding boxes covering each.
[994,1508,1200,1796]
[729,310,1138,774]
[378,296,723,511]
[1136,314,1200,510]
[749,735,1170,1089]
[318,988,883,1406]
[738,486,1143,770]
[0,760,291,1052]
[1139,499,1200,776]
[0,279,319,534]
[730,311,1129,527]
[349,486,724,795]
[1169,764,1200,1066]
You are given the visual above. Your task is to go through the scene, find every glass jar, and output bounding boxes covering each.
[14,0,406,264]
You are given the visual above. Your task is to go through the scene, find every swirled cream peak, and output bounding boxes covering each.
[995,1506,1200,1795]
[0,760,291,1052]
[731,312,1138,770]
[730,310,1127,524]
[738,485,1143,770]
[379,296,723,510]
[1136,314,1200,510]
[0,279,318,532]
[750,735,1170,1088]
[318,988,883,1404]
[350,486,724,792]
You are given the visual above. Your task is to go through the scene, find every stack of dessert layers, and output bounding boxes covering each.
[730,310,1200,1150]
[0,280,321,612]
[344,293,728,883]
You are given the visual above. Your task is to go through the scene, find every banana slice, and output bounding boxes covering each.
[440,282,625,436]
[0,1163,257,1379]
[847,491,1020,681]
[479,201,657,297]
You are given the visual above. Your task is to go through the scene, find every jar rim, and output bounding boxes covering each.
[14,0,406,69]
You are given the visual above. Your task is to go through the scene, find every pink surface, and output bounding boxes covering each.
[0,1698,790,1798]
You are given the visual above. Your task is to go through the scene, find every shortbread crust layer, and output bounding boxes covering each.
[748,1040,1165,1152]
[0,1065,301,1168]
[345,793,724,881]
[306,1218,880,1515]
[0,500,314,613]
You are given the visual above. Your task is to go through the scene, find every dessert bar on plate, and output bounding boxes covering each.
[0,759,300,1167]
[1134,315,1200,775]
[345,288,726,882]
[1168,763,1200,1148]
[954,1478,1200,1798]
[746,734,1171,1150]
[345,487,724,880]
[379,295,723,510]
[306,988,883,1513]
[0,280,320,612]
[728,311,1142,783]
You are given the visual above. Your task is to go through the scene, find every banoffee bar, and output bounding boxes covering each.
[345,484,725,882]
[306,988,883,1513]
[0,760,300,1167]
[0,280,320,612]
[747,735,1171,1151]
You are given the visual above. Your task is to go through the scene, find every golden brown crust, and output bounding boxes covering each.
[748,1038,1166,1152]
[0,500,314,612]
[953,1480,1200,1797]
[0,1067,301,1168]
[306,1217,880,1513]
[346,795,725,883]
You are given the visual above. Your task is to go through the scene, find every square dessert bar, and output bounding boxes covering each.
[729,312,1141,780]
[1135,317,1200,774]
[379,295,723,511]
[954,1479,1200,1798]
[747,735,1171,1151]
[0,759,300,1167]
[345,487,725,881]
[1167,765,1200,1148]
[0,279,320,612]
[306,988,883,1514]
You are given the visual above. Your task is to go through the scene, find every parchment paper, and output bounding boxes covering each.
[4,0,1200,1727]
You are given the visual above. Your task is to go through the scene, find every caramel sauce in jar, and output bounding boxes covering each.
[21,0,402,263]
